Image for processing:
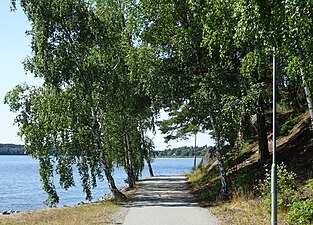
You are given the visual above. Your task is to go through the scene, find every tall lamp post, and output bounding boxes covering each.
[194,131,197,169]
[272,47,277,225]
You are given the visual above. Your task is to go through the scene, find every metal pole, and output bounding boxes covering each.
[271,47,277,225]
[194,132,197,169]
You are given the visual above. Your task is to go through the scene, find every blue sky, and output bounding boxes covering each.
[0,2,42,144]
[0,1,213,149]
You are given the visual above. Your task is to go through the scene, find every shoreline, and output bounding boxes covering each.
[0,157,199,215]
[0,184,134,216]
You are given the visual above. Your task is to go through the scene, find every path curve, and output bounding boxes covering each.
[122,175,219,225]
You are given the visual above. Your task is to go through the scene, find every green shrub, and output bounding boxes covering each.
[257,163,297,210]
[279,116,295,136]
[287,179,313,225]
[196,182,221,202]
[303,179,313,193]
[233,167,256,192]
[287,199,313,225]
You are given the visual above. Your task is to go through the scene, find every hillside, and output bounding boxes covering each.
[275,113,313,179]
[228,112,313,180]
[188,111,313,224]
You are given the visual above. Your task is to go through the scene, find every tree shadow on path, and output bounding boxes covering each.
[130,175,199,208]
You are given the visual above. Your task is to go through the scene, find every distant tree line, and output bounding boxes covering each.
[0,144,25,155]
[155,146,211,157]
[0,142,209,158]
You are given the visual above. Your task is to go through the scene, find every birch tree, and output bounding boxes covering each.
[7,0,131,204]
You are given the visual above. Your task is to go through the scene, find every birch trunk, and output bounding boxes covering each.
[301,68,313,129]
[214,134,228,198]
[147,158,154,177]
[209,116,228,198]
[123,127,136,188]
[141,128,154,177]
[91,107,126,199]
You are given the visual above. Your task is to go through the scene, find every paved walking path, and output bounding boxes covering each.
[122,175,219,225]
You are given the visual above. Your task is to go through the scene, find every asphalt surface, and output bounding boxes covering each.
[122,175,219,225]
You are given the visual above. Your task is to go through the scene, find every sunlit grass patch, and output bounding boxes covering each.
[0,201,119,225]
[187,168,203,183]
[210,197,288,225]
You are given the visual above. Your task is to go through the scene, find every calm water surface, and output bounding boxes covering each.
[0,156,201,211]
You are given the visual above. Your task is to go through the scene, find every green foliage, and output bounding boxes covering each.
[279,116,295,137]
[241,139,254,146]
[257,163,297,210]
[288,199,313,225]
[5,0,153,204]
[303,179,313,193]
[7,0,313,209]
[232,167,256,192]
[197,183,221,203]
[287,179,313,225]
[188,167,222,203]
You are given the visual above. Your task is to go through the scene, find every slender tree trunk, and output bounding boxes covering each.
[214,134,228,199]
[100,153,126,199]
[257,96,269,162]
[123,127,136,188]
[91,107,126,199]
[209,116,228,198]
[301,68,313,129]
[140,128,154,177]
[144,140,155,177]
[239,114,251,141]
[147,158,154,177]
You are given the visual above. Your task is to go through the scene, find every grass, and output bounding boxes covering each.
[188,168,289,224]
[209,195,288,225]
[0,200,120,225]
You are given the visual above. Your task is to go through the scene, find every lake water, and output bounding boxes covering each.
[0,156,201,211]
